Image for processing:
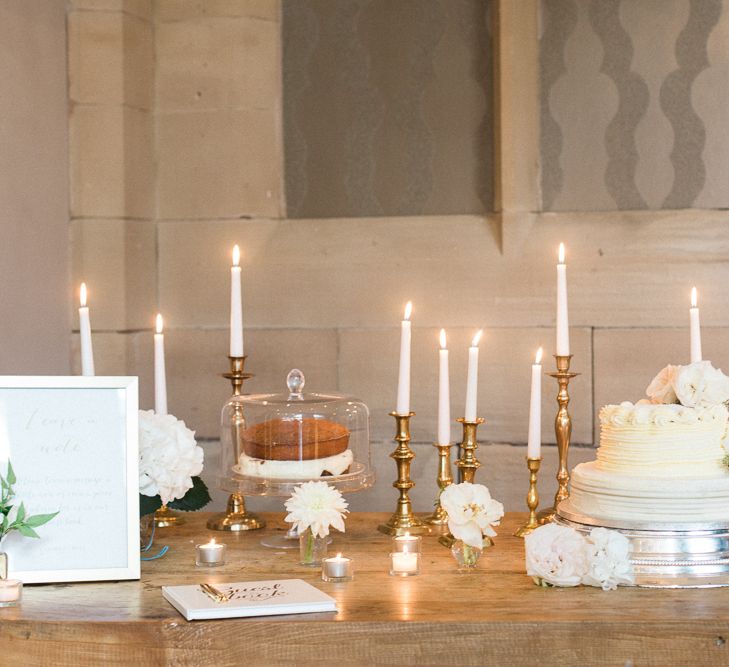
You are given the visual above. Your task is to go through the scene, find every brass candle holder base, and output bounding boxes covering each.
[455,417,485,484]
[206,492,266,532]
[539,355,579,524]
[378,412,428,536]
[423,443,453,529]
[515,457,542,537]
[154,504,185,528]
[209,355,265,533]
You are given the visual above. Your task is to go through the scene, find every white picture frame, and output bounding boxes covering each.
[0,376,139,583]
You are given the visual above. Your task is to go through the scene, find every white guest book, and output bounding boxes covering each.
[162,579,337,621]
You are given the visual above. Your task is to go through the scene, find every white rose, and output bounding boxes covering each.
[673,361,729,408]
[138,410,204,506]
[441,482,504,549]
[582,527,634,591]
[645,365,679,404]
[525,524,589,587]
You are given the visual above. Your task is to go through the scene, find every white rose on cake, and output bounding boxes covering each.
[645,364,679,404]
[673,361,729,409]
[138,410,204,506]
[525,524,589,587]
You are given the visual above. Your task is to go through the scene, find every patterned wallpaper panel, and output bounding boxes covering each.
[541,0,729,211]
[283,0,493,219]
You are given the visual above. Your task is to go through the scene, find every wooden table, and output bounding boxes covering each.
[3,512,729,666]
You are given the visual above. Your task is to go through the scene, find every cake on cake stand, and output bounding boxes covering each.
[218,369,375,549]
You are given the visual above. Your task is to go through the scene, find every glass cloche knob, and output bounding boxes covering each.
[286,368,305,400]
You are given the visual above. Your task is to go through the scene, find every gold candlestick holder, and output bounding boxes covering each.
[514,457,542,537]
[538,354,579,525]
[455,417,484,484]
[423,442,454,527]
[153,504,185,528]
[378,412,427,536]
[207,356,266,532]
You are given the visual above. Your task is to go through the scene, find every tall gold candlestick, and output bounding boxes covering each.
[514,457,542,537]
[538,354,579,524]
[423,443,453,527]
[455,417,484,484]
[378,412,427,536]
[207,356,266,532]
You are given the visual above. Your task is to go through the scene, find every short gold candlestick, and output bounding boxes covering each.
[154,504,184,528]
[538,354,579,524]
[378,412,427,536]
[514,457,542,537]
[207,356,265,532]
[455,417,485,484]
[423,443,454,527]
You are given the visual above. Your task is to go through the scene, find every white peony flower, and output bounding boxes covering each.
[525,524,589,587]
[440,482,504,549]
[582,527,634,591]
[645,364,679,404]
[284,481,349,538]
[138,410,204,506]
[673,361,729,409]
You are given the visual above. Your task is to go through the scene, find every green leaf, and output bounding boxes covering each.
[16,502,25,524]
[167,477,211,513]
[7,461,16,485]
[17,524,39,539]
[139,493,162,518]
[24,511,59,528]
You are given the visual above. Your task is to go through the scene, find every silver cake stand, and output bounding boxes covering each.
[557,502,729,588]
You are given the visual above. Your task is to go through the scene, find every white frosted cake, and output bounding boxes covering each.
[562,361,729,525]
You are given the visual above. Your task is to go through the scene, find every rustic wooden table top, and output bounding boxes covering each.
[2,511,729,666]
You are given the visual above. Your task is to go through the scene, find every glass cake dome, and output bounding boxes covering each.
[219,369,374,497]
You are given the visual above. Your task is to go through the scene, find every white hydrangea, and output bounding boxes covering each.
[525,523,589,587]
[582,527,634,591]
[138,410,203,506]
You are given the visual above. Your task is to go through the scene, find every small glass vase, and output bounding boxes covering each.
[299,527,327,566]
[451,540,482,571]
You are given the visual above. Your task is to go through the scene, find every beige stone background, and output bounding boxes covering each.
[7,0,729,515]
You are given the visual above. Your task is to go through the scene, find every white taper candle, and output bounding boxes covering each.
[230,244,244,357]
[556,243,570,357]
[78,283,95,377]
[396,302,412,415]
[154,313,168,416]
[437,329,450,445]
[527,347,543,459]
[690,286,702,363]
[464,330,482,422]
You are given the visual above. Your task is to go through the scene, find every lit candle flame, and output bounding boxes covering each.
[691,286,698,308]
[79,282,88,307]
[208,538,216,546]
[335,553,343,560]
[558,242,565,265]
[439,329,447,349]
[535,347,543,364]
[471,329,483,347]
[155,313,164,334]
[403,301,412,321]
[232,244,240,267]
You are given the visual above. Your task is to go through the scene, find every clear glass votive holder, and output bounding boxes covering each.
[195,540,227,567]
[389,551,420,577]
[0,579,22,607]
[321,554,353,582]
[393,533,421,554]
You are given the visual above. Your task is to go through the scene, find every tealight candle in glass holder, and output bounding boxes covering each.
[389,551,420,577]
[321,553,353,582]
[0,579,22,607]
[393,532,421,554]
[196,538,227,567]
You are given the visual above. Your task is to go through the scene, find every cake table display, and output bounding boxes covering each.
[217,369,374,548]
[557,360,729,587]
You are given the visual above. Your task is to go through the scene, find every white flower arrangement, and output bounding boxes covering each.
[284,480,349,538]
[525,523,634,590]
[646,361,729,409]
[440,482,504,549]
[138,410,204,507]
